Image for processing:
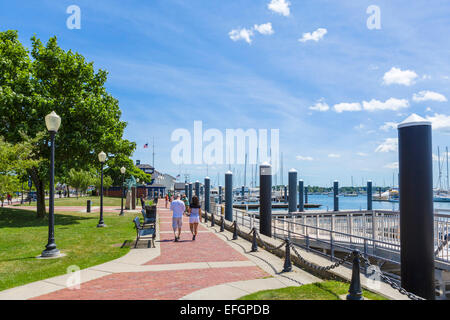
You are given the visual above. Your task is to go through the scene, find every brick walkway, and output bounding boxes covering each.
[31,201,270,300]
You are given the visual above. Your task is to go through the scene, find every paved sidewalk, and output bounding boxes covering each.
[0,201,320,300]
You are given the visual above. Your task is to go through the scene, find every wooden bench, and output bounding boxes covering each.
[133,217,155,248]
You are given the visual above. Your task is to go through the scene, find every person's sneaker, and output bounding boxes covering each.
[174,237,178,242]
[192,235,196,241]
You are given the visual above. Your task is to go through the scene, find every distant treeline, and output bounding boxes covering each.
[272,185,391,193]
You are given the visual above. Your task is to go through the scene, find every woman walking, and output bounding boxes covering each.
[186,195,201,240]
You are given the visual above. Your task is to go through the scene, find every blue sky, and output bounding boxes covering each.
[1,0,450,187]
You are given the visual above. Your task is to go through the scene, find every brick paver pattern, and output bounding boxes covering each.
[31,200,269,300]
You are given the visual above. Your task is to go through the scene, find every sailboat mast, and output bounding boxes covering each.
[438,146,442,191]
[447,146,449,191]
[244,153,247,187]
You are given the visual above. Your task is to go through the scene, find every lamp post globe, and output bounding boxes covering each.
[119,166,126,216]
[41,111,61,258]
[97,151,106,227]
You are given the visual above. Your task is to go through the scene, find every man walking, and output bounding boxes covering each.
[170,194,185,242]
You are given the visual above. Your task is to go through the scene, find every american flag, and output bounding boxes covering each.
[143,143,149,148]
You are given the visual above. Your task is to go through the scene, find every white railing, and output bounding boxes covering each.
[206,201,450,264]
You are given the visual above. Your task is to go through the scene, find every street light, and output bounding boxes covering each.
[97,151,107,227]
[119,166,126,216]
[41,111,61,258]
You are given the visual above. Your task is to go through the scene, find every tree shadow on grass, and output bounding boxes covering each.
[0,208,93,229]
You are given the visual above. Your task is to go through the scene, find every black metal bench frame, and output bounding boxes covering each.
[133,216,156,248]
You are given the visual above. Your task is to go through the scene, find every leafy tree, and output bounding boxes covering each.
[0,30,136,217]
[67,169,92,198]
[92,174,113,195]
[0,174,19,206]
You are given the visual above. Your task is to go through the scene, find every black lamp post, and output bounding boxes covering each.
[119,166,126,216]
[97,151,107,227]
[41,111,61,258]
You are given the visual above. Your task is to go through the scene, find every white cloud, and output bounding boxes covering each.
[299,28,327,43]
[253,23,274,35]
[309,100,329,112]
[426,113,450,131]
[333,102,362,113]
[363,98,409,112]
[413,90,447,102]
[433,152,450,161]
[354,124,365,130]
[229,28,254,44]
[357,152,368,157]
[379,122,398,131]
[296,155,314,161]
[383,67,418,86]
[384,162,399,169]
[268,0,290,16]
[375,138,398,153]
[328,153,341,158]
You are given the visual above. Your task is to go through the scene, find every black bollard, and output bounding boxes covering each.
[218,185,222,204]
[220,215,225,232]
[211,210,215,227]
[259,162,272,237]
[333,181,339,212]
[298,180,304,212]
[225,171,233,221]
[398,114,435,300]
[347,250,363,300]
[305,186,308,204]
[283,238,292,272]
[251,228,258,252]
[232,221,238,240]
[288,169,297,214]
[87,200,91,213]
[367,180,373,211]
[195,181,200,197]
[188,183,193,204]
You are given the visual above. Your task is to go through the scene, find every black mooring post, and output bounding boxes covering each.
[225,171,233,221]
[288,169,297,214]
[205,176,210,212]
[251,228,258,252]
[298,180,304,212]
[333,180,339,212]
[347,250,363,300]
[367,180,373,211]
[211,210,215,227]
[305,186,308,204]
[195,181,200,197]
[218,185,222,204]
[188,183,193,205]
[398,114,435,300]
[87,200,91,213]
[259,162,272,237]
[283,238,292,272]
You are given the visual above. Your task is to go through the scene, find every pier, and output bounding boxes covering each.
[232,203,322,210]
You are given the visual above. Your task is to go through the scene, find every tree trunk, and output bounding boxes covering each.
[66,185,70,198]
[29,167,46,218]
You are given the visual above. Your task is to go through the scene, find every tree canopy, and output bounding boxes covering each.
[0,30,145,217]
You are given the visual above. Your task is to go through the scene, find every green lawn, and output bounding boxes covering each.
[15,196,125,207]
[0,207,137,291]
[238,281,388,300]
